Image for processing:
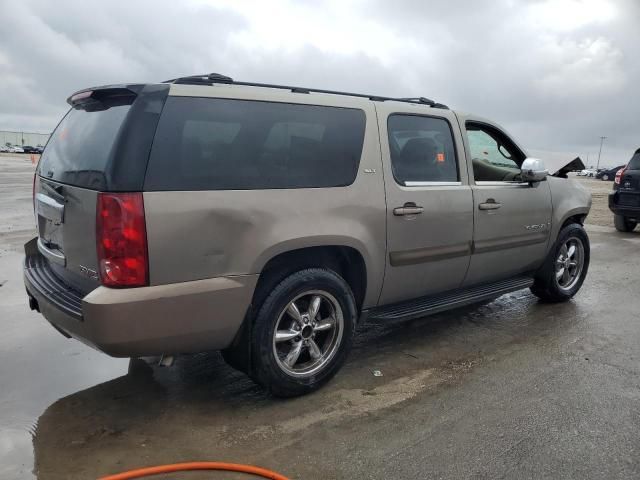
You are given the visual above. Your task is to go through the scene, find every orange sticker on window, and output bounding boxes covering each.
[436,152,445,163]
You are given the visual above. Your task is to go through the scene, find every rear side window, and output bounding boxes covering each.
[38,104,132,189]
[628,152,640,170]
[387,114,458,185]
[144,97,366,190]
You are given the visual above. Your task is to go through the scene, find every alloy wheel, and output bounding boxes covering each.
[555,236,585,291]
[272,290,344,377]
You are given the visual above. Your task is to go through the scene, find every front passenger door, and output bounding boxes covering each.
[462,120,552,286]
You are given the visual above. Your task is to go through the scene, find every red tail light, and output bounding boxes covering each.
[615,167,626,185]
[96,192,148,287]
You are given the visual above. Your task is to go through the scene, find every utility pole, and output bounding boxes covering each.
[596,136,606,170]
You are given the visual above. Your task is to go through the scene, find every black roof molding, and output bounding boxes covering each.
[163,73,449,109]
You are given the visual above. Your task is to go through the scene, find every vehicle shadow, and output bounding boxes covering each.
[32,290,582,479]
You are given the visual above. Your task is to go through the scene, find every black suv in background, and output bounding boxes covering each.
[596,165,625,181]
[609,148,640,232]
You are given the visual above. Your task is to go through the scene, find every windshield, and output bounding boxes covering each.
[38,104,132,190]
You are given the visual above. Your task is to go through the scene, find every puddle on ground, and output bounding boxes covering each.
[0,230,615,480]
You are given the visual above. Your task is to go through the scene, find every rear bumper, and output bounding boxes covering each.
[24,238,258,357]
[609,192,640,219]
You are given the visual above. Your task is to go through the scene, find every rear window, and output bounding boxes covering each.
[628,152,640,170]
[144,97,366,190]
[38,104,132,190]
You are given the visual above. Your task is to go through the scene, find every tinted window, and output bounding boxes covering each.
[387,115,458,185]
[628,152,640,170]
[466,123,524,182]
[38,104,132,189]
[144,97,366,190]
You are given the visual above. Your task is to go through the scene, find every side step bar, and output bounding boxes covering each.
[365,276,534,322]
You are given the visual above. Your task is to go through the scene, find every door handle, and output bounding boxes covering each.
[393,203,424,216]
[479,199,502,210]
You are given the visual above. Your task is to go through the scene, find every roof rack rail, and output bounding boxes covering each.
[163,73,449,109]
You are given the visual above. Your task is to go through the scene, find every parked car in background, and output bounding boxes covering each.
[25,74,592,396]
[22,145,38,154]
[610,149,640,232]
[596,165,625,181]
[9,146,25,153]
[578,168,597,177]
[35,146,44,153]
[0,145,8,153]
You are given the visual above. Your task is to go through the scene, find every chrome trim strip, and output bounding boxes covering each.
[37,237,66,267]
[390,242,471,266]
[404,181,462,187]
[472,231,548,254]
[474,181,528,186]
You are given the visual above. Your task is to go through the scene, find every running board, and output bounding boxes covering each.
[365,276,534,322]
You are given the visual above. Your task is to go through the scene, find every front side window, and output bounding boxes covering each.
[466,123,525,182]
[145,97,366,190]
[387,114,459,185]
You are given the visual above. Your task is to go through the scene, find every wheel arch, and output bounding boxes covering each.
[254,244,368,314]
[560,210,588,229]
[221,244,369,374]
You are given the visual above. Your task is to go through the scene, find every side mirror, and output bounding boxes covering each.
[521,158,548,183]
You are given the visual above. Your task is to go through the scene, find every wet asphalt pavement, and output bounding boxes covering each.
[1,155,639,479]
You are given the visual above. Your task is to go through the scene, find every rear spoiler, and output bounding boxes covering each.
[67,85,145,111]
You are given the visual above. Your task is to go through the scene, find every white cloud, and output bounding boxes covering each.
[528,0,617,32]
[534,36,625,95]
[0,0,638,165]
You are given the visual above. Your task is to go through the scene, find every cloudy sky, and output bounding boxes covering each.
[1,0,638,166]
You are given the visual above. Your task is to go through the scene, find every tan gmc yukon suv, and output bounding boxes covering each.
[25,73,592,396]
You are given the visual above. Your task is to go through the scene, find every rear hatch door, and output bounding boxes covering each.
[35,85,167,293]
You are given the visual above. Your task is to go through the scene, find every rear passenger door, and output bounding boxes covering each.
[377,104,473,305]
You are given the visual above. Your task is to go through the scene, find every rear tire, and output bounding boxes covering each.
[614,214,637,232]
[250,268,356,397]
[602,174,609,181]
[531,223,590,302]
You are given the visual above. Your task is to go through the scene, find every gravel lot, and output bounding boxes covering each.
[0,154,638,480]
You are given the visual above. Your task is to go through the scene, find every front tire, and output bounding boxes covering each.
[531,223,590,302]
[602,173,610,181]
[614,214,637,232]
[250,268,356,397]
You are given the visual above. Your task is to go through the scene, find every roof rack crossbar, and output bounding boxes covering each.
[164,73,449,109]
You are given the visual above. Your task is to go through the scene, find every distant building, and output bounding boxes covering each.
[0,130,51,147]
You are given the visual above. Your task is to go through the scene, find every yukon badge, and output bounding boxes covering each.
[79,265,99,280]
[525,223,549,231]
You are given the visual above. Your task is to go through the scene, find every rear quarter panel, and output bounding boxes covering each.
[144,91,386,308]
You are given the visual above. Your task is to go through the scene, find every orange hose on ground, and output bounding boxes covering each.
[98,461,290,480]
